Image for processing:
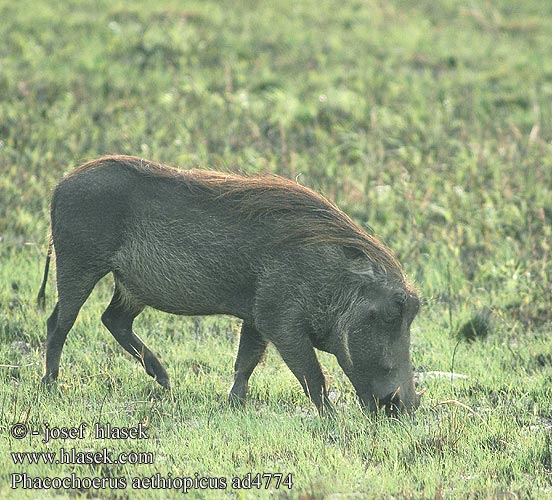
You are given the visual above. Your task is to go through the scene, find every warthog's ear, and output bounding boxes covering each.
[351,265,378,281]
[347,255,387,285]
[343,246,374,275]
[342,245,365,261]
[342,246,387,284]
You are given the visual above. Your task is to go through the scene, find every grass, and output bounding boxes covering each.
[1,0,551,497]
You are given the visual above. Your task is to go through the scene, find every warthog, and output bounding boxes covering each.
[38,155,420,414]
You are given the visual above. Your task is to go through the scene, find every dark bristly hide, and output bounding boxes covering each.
[38,155,420,415]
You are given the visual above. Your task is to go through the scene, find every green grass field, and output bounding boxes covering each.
[1,0,551,497]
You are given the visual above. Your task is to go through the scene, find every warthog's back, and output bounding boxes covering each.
[57,156,401,259]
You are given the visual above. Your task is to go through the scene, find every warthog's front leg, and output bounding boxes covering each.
[229,321,268,405]
[270,334,334,416]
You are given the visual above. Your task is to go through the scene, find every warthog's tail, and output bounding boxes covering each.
[37,239,53,310]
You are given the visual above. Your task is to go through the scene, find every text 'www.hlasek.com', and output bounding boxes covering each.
[9,422,293,493]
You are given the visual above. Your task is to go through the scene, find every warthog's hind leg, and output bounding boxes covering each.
[101,281,170,389]
[42,274,100,385]
[228,321,268,405]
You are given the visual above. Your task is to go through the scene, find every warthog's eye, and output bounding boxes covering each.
[382,291,407,323]
[395,290,408,305]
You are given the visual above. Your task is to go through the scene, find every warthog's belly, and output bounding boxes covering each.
[110,220,256,319]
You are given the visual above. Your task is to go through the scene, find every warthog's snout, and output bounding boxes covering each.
[360,384,421,416]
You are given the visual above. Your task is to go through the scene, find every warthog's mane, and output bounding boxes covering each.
[75,155,404,280]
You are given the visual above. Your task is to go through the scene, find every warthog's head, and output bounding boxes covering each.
[333,264,420,415]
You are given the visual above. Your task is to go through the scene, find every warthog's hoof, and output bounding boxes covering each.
[318,400,337,418]
[41,373,57,386]
[228,391,246,408]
